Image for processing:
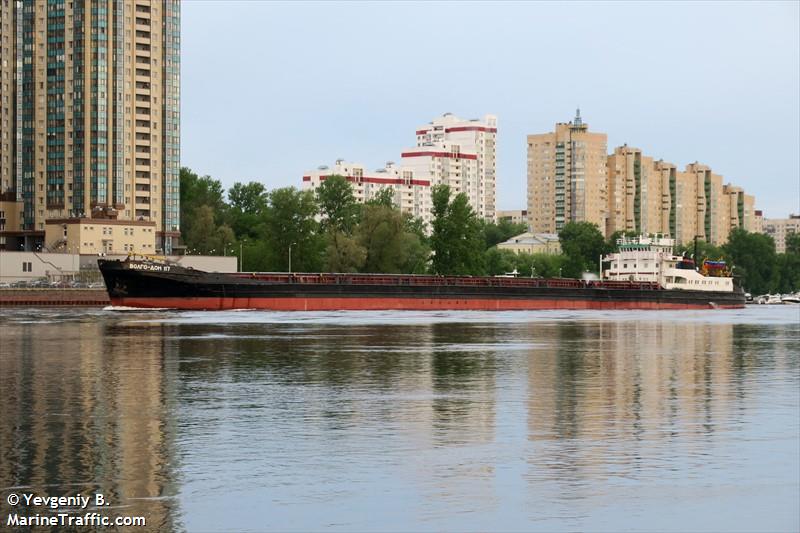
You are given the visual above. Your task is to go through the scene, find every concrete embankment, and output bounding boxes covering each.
[0,289,110,307]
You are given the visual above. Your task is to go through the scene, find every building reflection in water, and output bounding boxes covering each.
[169,320,501,522]
[0,319,180,531]
[2,312,794,531]
[524,320,760,495]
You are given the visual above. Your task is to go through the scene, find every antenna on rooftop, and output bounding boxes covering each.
[574,106,582,127]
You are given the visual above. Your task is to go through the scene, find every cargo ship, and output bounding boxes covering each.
[98,237,744,310]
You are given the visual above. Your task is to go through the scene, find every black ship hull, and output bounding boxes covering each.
[98,259,746,311]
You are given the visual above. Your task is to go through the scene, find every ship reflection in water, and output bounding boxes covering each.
[0,307,797,532]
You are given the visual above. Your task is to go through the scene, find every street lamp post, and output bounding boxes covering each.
[558,267,562,278]
[288,242,297,273]
[237,239,248,272]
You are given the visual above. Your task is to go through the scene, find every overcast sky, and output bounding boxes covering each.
[180,1,799,218]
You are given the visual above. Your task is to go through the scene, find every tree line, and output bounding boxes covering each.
[179,167,799,294]
[179,167,529,275]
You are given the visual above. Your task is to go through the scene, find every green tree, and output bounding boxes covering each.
[674,238,725,263]
[509,252,568,278]
[558,221,605,277]
[483,220,527,250]
[180,167,226,217]
[430,185,485,275]
[775,233,800,294]
[484,248,517,276]
[315,175,360,233]
[183,205,235,255]
[262,187,324,272]
[229,181,268,214]
[723,229,777,294]
[179,167,228,251]
[366,187,396,208]
[356,204,420,273]
[403,213,428,244]
[227,181,268,240]
[786,232,800,256]
[324,231,366,273]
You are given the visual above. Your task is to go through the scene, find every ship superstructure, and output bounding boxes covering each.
[602,236,734,292]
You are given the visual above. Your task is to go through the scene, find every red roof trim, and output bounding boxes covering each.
[308,175,431,187]
[401,151,478,160]
[444,126,497,133]
[416,129,429,135]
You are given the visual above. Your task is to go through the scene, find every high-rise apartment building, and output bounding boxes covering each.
[409,113,497,221]
[0,0,180,253]
[1,0,15,198]
[302,160,433,226]
[763,214,800,254]
[607,145,668,237]
[496,209,528,226]
[526,111,757,245]
[606,150,756,245]
[303,113,496,227]
[526,110,608,234]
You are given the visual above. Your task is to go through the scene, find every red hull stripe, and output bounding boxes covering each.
[110,297,743,311]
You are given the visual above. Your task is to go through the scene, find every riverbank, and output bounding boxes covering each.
[0,288,109,306]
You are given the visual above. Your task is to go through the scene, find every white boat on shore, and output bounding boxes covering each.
[781,293,800,304]
[755,294,784,305]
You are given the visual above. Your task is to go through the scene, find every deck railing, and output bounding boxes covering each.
[228,272,661,291]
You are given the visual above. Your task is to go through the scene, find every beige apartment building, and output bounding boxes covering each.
[527,110,608,235]
[753,210,764,234]
[671,164,755,245]
[1,0,14,200]
[0,0,180,253]
[606,145,674,237]
[527,112,757,245]
[606,151,756,245]
[763,214,800,254]
[496,209,528,226]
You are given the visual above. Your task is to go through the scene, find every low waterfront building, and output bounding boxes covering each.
[0,197,23,250]
[302,160,433,226]
[44,217,158,255]
[762,214,800,254]
[0,251,237,283]
[497,232,561,255]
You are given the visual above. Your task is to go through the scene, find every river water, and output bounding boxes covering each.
[0,306,798,532]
